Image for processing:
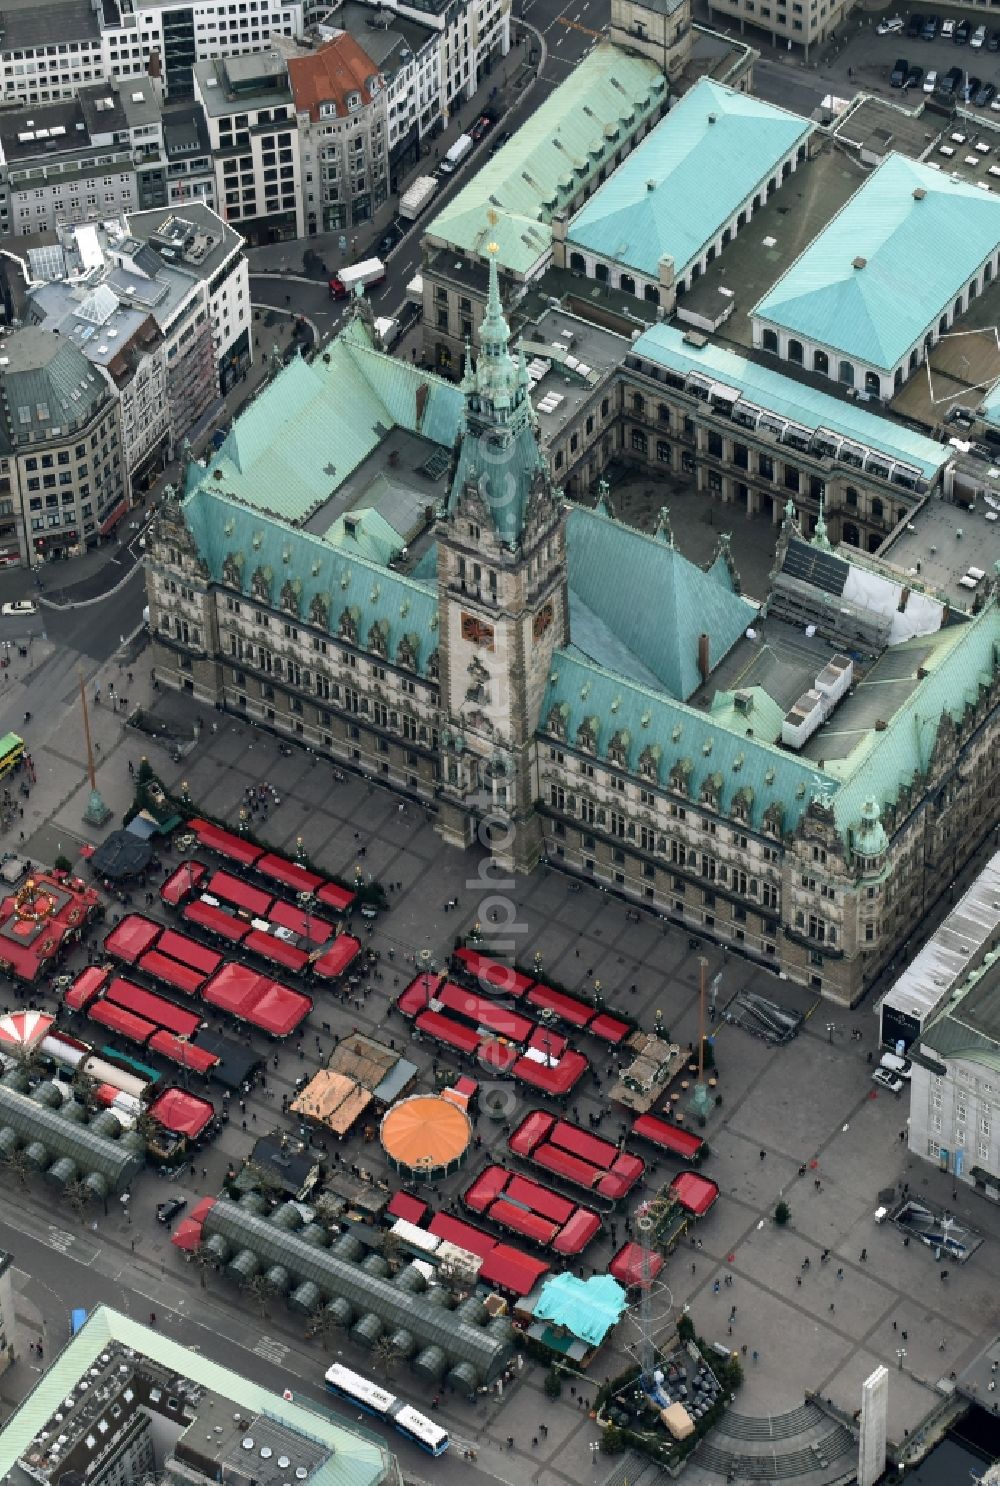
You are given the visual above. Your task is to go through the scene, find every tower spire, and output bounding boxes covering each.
[812,492,832,552]
[480,242,510,356]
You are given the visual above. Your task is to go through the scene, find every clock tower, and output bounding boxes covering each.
[436,244,568,872]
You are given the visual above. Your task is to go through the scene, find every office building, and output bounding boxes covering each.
[288,33,388,234]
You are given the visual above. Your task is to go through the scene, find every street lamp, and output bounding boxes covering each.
[826,1022,838,1044]
[896,1348,907,1370]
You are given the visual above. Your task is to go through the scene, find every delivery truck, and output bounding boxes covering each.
[328,257,386,300]
[399,175,439,220]
[439,133,473,174]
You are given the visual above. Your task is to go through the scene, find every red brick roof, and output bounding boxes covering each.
[288,34,382,122]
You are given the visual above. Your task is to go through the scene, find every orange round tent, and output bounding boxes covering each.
[380,1093,472,1181]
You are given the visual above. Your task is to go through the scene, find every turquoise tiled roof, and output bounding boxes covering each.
[753,153,1000,372]
[567,79,812,281]
[541,648,836,834]
[425,44,666,275]
[324,508,403,566]
[182,486,439,674]
[633,322,948,481]
[0,1307,393,1486]
[533,1272,627,1347]
[190,322,464,524]
[566,503,756,700]
[830,605,1000,835]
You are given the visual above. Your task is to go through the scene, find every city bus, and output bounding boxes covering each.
[324,1364,448,1456]
[0,732,24,781]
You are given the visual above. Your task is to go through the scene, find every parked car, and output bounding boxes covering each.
[904,63,924,87]
[941,16,955,37]
[955,17,971,42]
[975,80,997,105]
[922,13,940,38]
[962,74,981,100]
[991,92,1000,110]
[890,56,909,85]
[987,28,1000,50]
[877,13,903,33]
[880,1052,912,1080]
[923,68,938,91]
[156,1198,188,1226]
[938,64,963,94]
[971,23,987,46]
[1,600,36,617]
[907,11,924,35]
[872,1068,905,1094]
[470,113,494,143]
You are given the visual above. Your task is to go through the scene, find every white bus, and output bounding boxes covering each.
[324,1364,449,1456]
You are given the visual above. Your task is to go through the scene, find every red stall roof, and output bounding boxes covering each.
[182,899,249,944]
[525,984,594,1028]
[243,929,310,974]
[505,1173,575,1225]
[452,948,533,997]
[669,1171,720,1217]
[464,1166,510,1214]
[397,974,442,1017]
[138,951,206,996]
[317,881,356,913]
[268,899,332,944]
[527,1025,568,1059]
[532,1143,602,1192]
[64,966,110,1012]
[437,982,534,1042]
[255,854,323,896]
[551,1208,601,1256]
[148,1086,215,1139]
[187,819,264,867]
[550,1120,619,1169]
[88,999,155,1044]
[104,915,161,965]
[312,935,361,982]
[253,982,313,1039]
[206,871,272,918]
[106,978,201,1038]
[148,1029,219,1073]
[93,1083,122,1106]
[414,1008,482,1055]
[479,1244,549,1296]
[610,1242,664,1289]
[478,1039,519,1074]
[508,1111,555,1157]
[157,930,222,976]
[512,1049,588,1096]
[386,1191,429,1225]
[160,862,208,907]
[488,1199,557,1247]
[203,963,311,1037]
[427,1212,498,1259]
[631,1114,705,1161]
[589,1012,631,1045]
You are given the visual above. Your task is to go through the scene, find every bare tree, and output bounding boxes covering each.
[371,1335,403,1383]
[246,1272,277,1319]
[63,1176,92,1226]
[0,1143,32,1188]
[191,1243,216,1291]
[307,1303,348,1351]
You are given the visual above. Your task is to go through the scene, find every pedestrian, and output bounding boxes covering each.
[860,1248,867,1262]
[532,1437,538,1448]
[759,1149,766,1161]
[892,1320,897,1331]
[836,1268,844,1280]
[506,1437,514,1450]
[829,1302,836,1313]
[540,1424,548,1438]
[128,759,134,777]
[901,1330,908,1341]
[691,1262,697,1274]
[751,1350,759,1364]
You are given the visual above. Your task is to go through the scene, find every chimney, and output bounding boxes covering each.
[852,256,867,270]
[698,632,711,683]
[913,187,926,200]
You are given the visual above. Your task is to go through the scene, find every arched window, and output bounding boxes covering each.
[909,349,918,372]
[787,339,804,365]
[871,497,883,521]
[954,296,963,318]
[842,521,860,547]
[865,371,881,397]
[939,314,948,336]
[619,273,636,295]
[632,392,645,416]
[867,531,881,553]
[595,262,609,284]
[782,159,792,179]
[762,329,778,354]
[569,251,586,274]
[644,284,660,305]
[838,361,855,387]
[846,487,858,507]
[813,349,829,375]
[894,368,903,391]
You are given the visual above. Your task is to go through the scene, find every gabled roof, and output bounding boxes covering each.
[425,44,666,275]
[566,503,755,701]
[753,152,1000,372]
[287,33,382,122]
[568,79,812,280]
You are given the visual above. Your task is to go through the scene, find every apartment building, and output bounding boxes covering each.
[288,33,388,233]
[0,0,106,107]
[193,51,303,242]
[163,102,217,208]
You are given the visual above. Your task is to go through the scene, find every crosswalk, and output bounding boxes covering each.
[253,1335,290,1366]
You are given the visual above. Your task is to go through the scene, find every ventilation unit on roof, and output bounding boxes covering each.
[852,255,867,270]
[913,186,926,199]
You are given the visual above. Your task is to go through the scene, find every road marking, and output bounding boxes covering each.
[47,1225,79,1255]
[254,1335,290,1365]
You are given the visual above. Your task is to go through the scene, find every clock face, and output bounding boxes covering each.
[533,602,553,640]
[461,612,495,650]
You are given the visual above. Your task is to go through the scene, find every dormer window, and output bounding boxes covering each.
[348,92,361,111]
[320,101,337,119]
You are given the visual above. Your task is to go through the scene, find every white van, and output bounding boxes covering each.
[880,1051,911,1079]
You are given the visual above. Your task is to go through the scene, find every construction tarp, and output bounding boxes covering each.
[415,1008,481,1055]
[312,935,362,981]
[104,915,161,964]
[148,1029,220,1074]
[452,948,533,997]
[138,950,207,996]
[187,819,264,867]
[148,1086,215,1139]
[525,984,594,1028]
[244,929,310,974]
[206,870,272,918]
[505,1173,575,1225]
[533,1272,626,1343]
[157,930,222,976]
[87,998,155,1045]
[160,862,208,906]
[551,1209,601,1256]
[106,977,201,1037]
[255,854,323,896]
[182,899,249,944]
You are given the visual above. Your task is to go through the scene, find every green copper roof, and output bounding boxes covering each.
[0,1306,395,1486]
[425,43,666,275]
[753,152,1000,373]
[921,947,1000,1064]
[189,321,463,523]
[324,508,403,565]
[182,486,439,674]
[566,503,756,701]
[568,79,811,281]
[633,322,948,482]
[541,648,836,834]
